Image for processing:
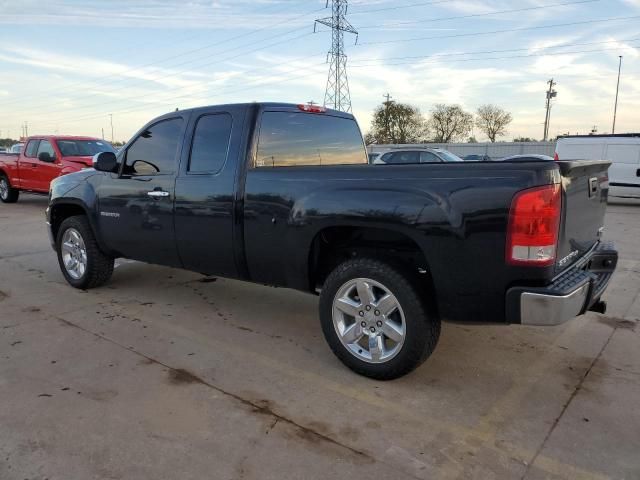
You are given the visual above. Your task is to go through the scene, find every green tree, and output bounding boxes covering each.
[0,138,20,148]
[427,104,473,143]
[367,101,427,144]
[475,104,512,143]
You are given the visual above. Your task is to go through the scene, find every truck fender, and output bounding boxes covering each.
[48,197,108,254]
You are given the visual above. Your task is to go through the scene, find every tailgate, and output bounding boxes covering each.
[555,160,611,273]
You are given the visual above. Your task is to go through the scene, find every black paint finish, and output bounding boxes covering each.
[47,103,613,324]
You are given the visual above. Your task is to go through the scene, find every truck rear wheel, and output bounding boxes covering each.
[319,258,440,380]
[56,216,114,289]
[0,174,19,203]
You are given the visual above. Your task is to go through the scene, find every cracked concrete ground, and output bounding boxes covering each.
[1,195,639,480]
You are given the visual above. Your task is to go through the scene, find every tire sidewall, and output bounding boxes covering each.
[0,174,17,203]
[0,176,7,201]
[56,218,91,289]
[319,259,438,379]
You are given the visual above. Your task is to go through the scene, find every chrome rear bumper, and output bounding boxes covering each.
[506,242,617,326]
[520,283,590,326]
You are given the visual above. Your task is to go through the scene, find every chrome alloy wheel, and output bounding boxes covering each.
[332,278,406,363]
[0,178,8,200]
[61,228,87,280]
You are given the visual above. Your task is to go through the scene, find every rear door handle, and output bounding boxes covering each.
[147,190,169,197]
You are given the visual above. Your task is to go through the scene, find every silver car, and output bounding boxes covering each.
[369,148,463,165]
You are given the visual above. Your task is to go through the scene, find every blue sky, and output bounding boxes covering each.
[0,0,638,142]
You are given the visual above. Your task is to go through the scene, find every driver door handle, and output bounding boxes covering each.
[147,190,169,198]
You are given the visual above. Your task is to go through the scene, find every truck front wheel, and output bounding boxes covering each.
[0,174,19,203]
[319,258,440,380]
[56,216,114,289]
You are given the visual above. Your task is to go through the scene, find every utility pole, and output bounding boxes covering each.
[24,121,28,138]
[543,79,557,141]
[612,56,622,134]
[315,0,358,113]
[101,128,105,140]
[109,114,114,142]
[382,93,393,143]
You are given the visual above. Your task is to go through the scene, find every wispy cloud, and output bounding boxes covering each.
[0,0,310,29]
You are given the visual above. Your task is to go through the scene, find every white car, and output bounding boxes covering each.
[555,134,640,199]
[369,148,463,165]
[9,143,24,154]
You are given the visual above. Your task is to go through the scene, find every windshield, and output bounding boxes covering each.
[437,150,464,162]
[11,144,23,154]
[57,139,115,157]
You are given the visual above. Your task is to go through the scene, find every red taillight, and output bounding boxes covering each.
[297,103,326,113]
[506,184,561,266]
[554,152,559,161]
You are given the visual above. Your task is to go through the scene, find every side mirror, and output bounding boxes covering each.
[38,152,55,163]
[93,151,118,173]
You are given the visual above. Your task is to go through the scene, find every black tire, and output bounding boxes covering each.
[0,173,19,203]
[319,258,440,380]
[56,215,114,289]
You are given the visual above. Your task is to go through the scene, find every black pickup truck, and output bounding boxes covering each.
[46,102,618,379]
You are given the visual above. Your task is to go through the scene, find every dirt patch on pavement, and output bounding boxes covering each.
[0,290,8,301]
[598,316,637,331]
[168,368,205,385]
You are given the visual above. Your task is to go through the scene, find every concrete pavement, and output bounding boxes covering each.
[1,195,639,480]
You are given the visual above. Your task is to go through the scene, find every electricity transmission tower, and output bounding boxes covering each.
[315,0,358,112]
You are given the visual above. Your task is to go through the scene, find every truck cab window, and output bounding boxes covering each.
[25,140,39,158]
[256,112,367,167]
[124,118,183,176]
[36,140,55,161]
[189,113,232,173]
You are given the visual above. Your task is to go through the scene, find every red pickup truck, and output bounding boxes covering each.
[0,135,115,203]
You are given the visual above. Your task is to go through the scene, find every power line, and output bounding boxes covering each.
[350,37,640,63]
[357,0,599,29]
[9,28,318,117]
[23,39,640,132]
[0,4,327,108]
[28,61,330,131]
[29,70,328,135]
[349,40,640,66]
[348,0,451,15]
[358,15,640,45]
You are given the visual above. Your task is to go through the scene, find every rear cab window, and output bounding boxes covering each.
[255,111,367,167]
[188,113,233,174]
[24,140,39,158]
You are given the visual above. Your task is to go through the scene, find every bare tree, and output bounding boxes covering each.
[427,104,473,143]
[367,101,427,144]
[475,104,513,143]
